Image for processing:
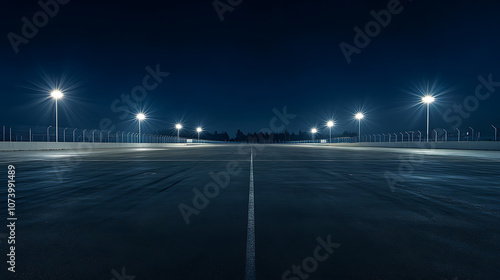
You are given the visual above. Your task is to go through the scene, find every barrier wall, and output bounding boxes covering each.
[326,141,500,151]
[0,142,192,151]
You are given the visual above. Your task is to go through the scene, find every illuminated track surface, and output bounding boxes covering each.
[0,144,499,279]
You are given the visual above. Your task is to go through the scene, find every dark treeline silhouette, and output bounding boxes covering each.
[155,129,357,142]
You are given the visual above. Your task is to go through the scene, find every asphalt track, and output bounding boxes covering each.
[1,144,499,279]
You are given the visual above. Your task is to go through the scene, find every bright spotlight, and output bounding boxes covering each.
[176,124,182,129]
[196,127,202,133]
[327,121,334,128]
[311,128,318,134]
[50,90,63,99]
[422,96,435,104]
[355,113,364,120]
[136,113,146,120]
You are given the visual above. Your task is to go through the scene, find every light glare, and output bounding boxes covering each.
[311,128,318,134]
[197,127,202,132]
[50,90,63,99]
[355,113,364,120]
[136,113,146,120]
[176,124,182,129]
[422,96,435,104]
[327,121,334,128]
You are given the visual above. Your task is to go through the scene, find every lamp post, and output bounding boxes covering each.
[311,128,317,142]
[73,128,77,142]
[47,126,52,142]
[136,113,146,143]
[50,90,64,142]
[176,124,182,143]
[327,121,334,143]
[197,127,202,142]
[355,113,364,143]
[422,95,435,142]
[492,125,497,142]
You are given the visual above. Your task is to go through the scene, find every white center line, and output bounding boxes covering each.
[245,149,256,280]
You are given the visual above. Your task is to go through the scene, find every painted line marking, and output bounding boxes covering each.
[245,149,256,280]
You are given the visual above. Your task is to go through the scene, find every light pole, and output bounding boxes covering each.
[492,125,497,142]
[456,128,460,142]
[176,124,182,143]
[50,90,63,142]
[311,128,317,142]
[355,113,364,143]
[197,127,202,142]
[64,127,68,142]
[47,126,52,142]
[422,95,435,142]
[136,113,146,143]
[469,127,474,141]
[73,128,77,142]
[327,121,334,143]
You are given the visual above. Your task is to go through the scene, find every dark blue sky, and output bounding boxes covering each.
[1,0,500,137]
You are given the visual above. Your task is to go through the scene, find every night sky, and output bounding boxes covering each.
[1,0,500,137]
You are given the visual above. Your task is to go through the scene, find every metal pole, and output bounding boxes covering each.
[418,130,421,142]
[73,128,77,142]
[2,126,4,141]
[329,127,332,143]
[139,121,141,143]
[47,126,51,142]
[122,132,125,143]
[83,129,87,142]
[434,130,437,142]
[426,103,430,142]
[456,128,460,142]
[177,129,180,143]
[469,127,474,141]
[29,128,32,142]
[64,127,68,142]
[55,99,58,142]
[358,120,361,143]
[10,128,12,142]
[443,129,447,142]
[492,125,497,142]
